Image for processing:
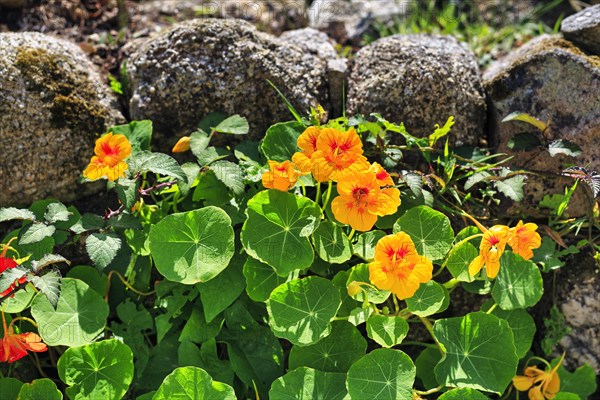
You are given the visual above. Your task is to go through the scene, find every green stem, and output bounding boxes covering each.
[105,270,155,303]
[433,233,484,278]
[392,295,401,316]
[413,385,444,396]
[315,182,322,205]
[347,229,356,241]
[300,179,307,197]
[486,303,498,314]
[322,180,333,211]
[419,316,444,355]
[442,278,460,290]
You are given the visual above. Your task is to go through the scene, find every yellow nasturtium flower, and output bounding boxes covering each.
[292,126,322,173]
[468,225,510,279]
[310,127,370,182]
[331,170,400,232]
[172,136,191,153]
[261,160,298,192]
[368,232,433,300]
[83,133,132,182]
[508,220,542,260]
[513,355,564,400]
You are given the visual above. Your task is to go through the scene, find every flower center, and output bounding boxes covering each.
[101,142,120,157]
[352,187,369,202]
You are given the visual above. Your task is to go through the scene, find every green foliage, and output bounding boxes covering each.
[58,340,134,400]
[347,349,415,400]
[0,112,593,400]
[434,312,518,394]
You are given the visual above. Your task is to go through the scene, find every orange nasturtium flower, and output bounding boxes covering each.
[172,136,191,153]
[262,160,298,192]
[83,133,132,182]
[292,126,322,173]
[468,225,510,279]
[370,162,395,187]
[368,232,433,299]
[310,128,370,182]
[508,220,542,260]
[513,355,564,400]
[331,170,400,232]
[0,310,47,363]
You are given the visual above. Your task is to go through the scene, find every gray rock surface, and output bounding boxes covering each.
[561,4,600,56]
[127,18,331,145]
[555,253,600,374]
[309,0,409,44]
[0,32,124,207]
[484,35,600,216]
[279,27,338,60]
[347,34,486,146]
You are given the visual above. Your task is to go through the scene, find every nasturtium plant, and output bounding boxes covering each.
[241,190,321,276]
[366,314,409,348]
[288,321,366,372]
[269,367,349,400]
[434,312,518,394]
[149,207,235,284]
[31,278,109,347]
[347,348,416,400]
[153,367,236,400]
[267,276,341,346]
[58,339,134,400]
[0,107,594,400]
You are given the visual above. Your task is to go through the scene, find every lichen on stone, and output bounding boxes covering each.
[14,47,109,134]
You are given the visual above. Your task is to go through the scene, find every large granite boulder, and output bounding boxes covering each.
[561,4,600,56]
[126,19,331,146]
[347,34,486,146]
[0,32,124,207]
[309,0,409,44]
[484,35,600,216]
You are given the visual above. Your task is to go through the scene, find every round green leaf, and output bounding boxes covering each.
[153,366,235,400]
[354,230,386,261]
[312,220,352,264]
[393,206,454,262]
[492,252,543,310]
[31,278,108,347]
[260,121,303,162]
[557,362,598,399]
[269,367,348,400]
[243,257,287,302]
[66,265,108,296]
[415,347,442,390]
[482,301,535,359]
[405,281,447,317]
[149,207,235,284]
[241,190,321,276]
[366,314,409,348]
[288,321,366,372]
[347,348,416,400]
[0,377,23,400]
[346,263,390,304]
[445,241,478,282]
[267,276,341,346]
[433,312,518,394]
[58,339,134,400]
[438,388,489,399]
[17,379,61,400]
[2,286,36,313]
